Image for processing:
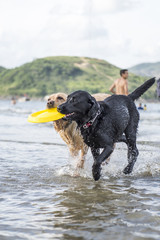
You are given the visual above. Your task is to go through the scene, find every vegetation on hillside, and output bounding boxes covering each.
[0,56,156,99]
[129,62,160,78]
[0,66,6,73]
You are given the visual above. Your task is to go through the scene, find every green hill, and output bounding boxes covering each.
[0,56,156,99]
[0,66,6,73]
[129,62,160,78]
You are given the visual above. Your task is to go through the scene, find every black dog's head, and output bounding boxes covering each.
[57,90,99,123]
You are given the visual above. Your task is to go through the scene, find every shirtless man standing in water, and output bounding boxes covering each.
[109,69,129,95]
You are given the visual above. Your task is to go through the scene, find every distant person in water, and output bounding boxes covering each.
[143,104,147,111]
[138,103,144,110]
[109,69,129,95]
[157,78,160,100]
[11,96,16,105]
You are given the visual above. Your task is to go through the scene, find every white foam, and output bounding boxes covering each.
[56,143,160,180]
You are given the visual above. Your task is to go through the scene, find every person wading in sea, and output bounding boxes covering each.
[157,78,160,100]
[109,69,129,95]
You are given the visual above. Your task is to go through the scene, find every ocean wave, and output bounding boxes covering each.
[0,106,33,114]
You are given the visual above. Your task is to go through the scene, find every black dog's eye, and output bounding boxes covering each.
[69,97,76,103]
[57,96,64,100]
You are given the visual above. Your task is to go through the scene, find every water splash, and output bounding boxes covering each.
[56,143,160,180]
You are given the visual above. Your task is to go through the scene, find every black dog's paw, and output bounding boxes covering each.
[123,164,133,174]
[92,164,102,181]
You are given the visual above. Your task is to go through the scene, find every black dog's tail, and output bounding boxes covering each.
[129,77,155,101]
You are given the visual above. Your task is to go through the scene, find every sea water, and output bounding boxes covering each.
[0,99,160,240]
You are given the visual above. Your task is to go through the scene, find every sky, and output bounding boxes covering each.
[0,0,160,69]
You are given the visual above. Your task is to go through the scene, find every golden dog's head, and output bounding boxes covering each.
[47,92,67,109]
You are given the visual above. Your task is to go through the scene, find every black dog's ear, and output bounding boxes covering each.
[87,95,99,119]
[88,95,96,105]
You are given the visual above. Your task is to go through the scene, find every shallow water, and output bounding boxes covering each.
[0,100,160,240]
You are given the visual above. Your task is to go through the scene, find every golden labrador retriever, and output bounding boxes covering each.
[47,92,110,168]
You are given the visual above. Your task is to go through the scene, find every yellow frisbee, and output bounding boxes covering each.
[28,108,65,123]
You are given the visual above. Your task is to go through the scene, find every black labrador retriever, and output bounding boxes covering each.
[58,78,155,181]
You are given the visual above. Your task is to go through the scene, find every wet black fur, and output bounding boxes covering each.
[58,78,155,181]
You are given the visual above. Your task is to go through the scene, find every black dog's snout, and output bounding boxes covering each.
[57,104,65,113]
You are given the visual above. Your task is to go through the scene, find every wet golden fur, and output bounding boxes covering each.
[47,92,110,168]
